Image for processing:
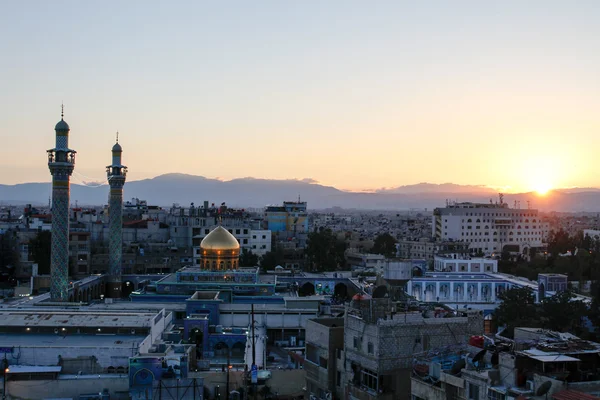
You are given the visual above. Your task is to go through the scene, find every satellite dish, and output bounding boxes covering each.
[472,349,487,364]
[450,358,466,375]
[536,380,552,397]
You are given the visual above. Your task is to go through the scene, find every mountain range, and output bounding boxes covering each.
[1,173,600,212]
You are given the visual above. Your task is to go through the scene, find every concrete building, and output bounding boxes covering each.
[432,201,550,256]
[305,318,345,400]
[345,250,385,271]
[433,255,498,273]
[69,230,91,277]
[342,296,483,400]
[397,238,469,262]
[265,201,308,233]
[411,327,600,400]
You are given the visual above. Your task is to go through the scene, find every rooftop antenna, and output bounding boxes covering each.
[513,200,517,209]
[527,200,531,209]
[499,193,504,205]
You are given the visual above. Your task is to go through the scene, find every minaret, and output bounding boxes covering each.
[47,106,76,302]
[106,133,127,298]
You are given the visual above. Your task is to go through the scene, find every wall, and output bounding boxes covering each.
[410,377,447,400]
[198,369,306,397]
[7,345,137,372]
[4,376,129,400]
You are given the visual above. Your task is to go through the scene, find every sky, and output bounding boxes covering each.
[1,1,600,193]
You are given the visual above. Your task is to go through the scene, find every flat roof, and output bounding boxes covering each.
[0,333,146,348]
[0,311,158,328]
[7,365,62,374]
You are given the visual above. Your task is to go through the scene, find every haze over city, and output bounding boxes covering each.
[2,1,600,193]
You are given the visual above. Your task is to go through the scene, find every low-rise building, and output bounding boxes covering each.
[343,296,482,400]
[411,327,600,400]
[305,318,345,400]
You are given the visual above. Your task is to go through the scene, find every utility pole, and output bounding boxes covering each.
[2,354,8,400]
[251,304,257,400]
[226,349,231,400]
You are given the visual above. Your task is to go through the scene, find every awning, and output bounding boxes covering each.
[528,355,580,363]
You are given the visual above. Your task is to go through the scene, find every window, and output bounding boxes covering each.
[468,383,480,400]
[360,368,378,392]
[353,336,359,349]
[368,342,374,354]
[337,371,341,386]
[487,389,505,400]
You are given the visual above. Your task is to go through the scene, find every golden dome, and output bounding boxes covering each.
[200,226,240,251]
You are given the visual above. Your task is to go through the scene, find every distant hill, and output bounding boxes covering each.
[2,174,600,212]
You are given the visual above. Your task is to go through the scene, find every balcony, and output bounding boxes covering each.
[348,383,395,400]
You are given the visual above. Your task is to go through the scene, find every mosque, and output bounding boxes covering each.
[0,110,325,399]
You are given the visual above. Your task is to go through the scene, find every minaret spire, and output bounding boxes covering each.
[106,133,127,298]
[61,103,64,119]
[47,106,76,302]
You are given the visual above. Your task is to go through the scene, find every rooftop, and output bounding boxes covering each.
[0,333,146,348]
[0,311,158,328]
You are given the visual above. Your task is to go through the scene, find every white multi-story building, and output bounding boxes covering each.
[432,202,549,255]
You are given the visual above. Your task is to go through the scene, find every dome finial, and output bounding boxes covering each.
[61,103,64,119]
[116,131,119,143]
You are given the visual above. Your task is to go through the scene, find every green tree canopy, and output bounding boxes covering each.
[0,231,18,276]
[240,248,259,267]
[371,233,397,258]
[547,229,576,257]
[30,230,51,275]
[306,228,346,272]
[260,248,285,271]
[494,287,538,333]
[540,289,587,334]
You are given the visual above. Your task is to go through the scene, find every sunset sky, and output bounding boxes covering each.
[1,1,599,192]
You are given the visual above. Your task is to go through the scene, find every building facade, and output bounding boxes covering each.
[433,202,550,256]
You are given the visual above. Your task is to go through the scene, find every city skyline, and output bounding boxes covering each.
[2,1,600,193]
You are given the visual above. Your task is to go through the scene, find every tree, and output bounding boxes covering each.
[260,248,284,271]
[240,248,259,267]
[547,229,576,257]
[494,287,539,334]
[371,233,397,258]
[30,230,52,275]
[305,228,346,272]
[540,290,587,334]
[0,231,18,279]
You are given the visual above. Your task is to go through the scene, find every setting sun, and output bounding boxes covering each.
[534,183,552,196]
